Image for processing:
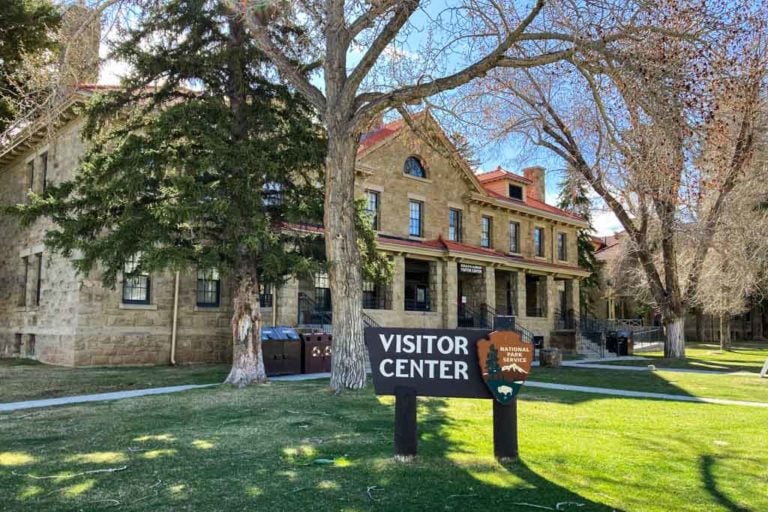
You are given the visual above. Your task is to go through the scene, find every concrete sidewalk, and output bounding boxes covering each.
[524,381,768,408]
[0,372,331,413]
[562,358,759,376]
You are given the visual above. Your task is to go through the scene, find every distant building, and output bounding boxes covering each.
[0,93,589,366]
[589,232,766,341]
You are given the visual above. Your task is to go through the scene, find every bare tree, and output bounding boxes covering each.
[223,0,667,389]
[464,1,767,357]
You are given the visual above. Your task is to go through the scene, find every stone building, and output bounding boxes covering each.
[0,90,589,366]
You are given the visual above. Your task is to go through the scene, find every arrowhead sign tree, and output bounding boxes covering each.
[226,0,659,390]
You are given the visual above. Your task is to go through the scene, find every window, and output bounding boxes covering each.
[196,269,220,307]
[509,221,520,253]
[534,227,545,257]
[404,156,427,178]
[448,208,462,242]
[558,232,567,261]
[40,152,49,193]
[122,254,150,304]
[25,161,34,202]
[404,259,432,311]
[508,184,523,200]
[314,272,331,311]
[363,280,389,309]
[34,253,42,306]
[18,256,28,307]
[260,283,273,308]
[262,182,283,206]
[365,190,380,230]
[409,200,423,237]
[481,216,492,248]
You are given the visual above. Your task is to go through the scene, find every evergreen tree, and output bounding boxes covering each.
[557,171,599,315]
[13,0,326,386]
[486,345,501,379]
[0,0,60,132]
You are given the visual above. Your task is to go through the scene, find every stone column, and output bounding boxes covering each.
[443,260,457,328]
[483,266,496,310]
[392,255,405,312]
[516,271,526,318]
[431,261,443,316]
[546,274,556,321]
[570,279,581,318]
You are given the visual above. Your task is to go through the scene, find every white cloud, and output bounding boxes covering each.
[99,58,130,85]
[592,209,623,236]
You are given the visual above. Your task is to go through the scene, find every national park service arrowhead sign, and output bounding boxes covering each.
[477,330,533,404]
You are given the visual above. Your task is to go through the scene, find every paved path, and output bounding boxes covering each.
[524,381,768,408]
[0,373,331,413]
[2,371,765,413]
[562,358,758,376]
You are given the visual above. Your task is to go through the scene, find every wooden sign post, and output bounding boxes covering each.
[365,328,533,461]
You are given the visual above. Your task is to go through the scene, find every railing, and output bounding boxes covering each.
[298,292,380,330]
[362,295,390,310]
[554,308,577,330]
[404,297,432,312]
[458,303,488,328]
[298,292,332,331]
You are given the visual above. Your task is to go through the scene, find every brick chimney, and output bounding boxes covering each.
[523,166,545,202]
[58,4,101,89]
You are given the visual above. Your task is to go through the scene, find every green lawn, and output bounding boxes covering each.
[0,360,229,403]
[1,380,766,511]
[608,342,768,372]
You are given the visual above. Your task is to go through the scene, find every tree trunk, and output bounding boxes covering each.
[695,309,704,342]
[719,313,732,351]
[224,270,267,387]
[752,302,765,341]
[324,126,367,391]
[663,314,685,358]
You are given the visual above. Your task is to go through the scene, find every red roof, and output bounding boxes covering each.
[484,189,583,221]
[476,166,531,184]
[358,118,408,154]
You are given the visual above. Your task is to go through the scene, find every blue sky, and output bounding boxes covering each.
[97,3,623,236]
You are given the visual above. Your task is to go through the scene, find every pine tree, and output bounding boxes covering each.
[13,0,326,387]
[557,171,599,314]
[0,0,60,132]
[486,345,501,379]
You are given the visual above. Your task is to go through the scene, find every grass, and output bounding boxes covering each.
[605,342,768,372]
[0,360,229,403]
[1,380,766,511]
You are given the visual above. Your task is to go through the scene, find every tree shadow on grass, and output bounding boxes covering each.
[700,455,751,512]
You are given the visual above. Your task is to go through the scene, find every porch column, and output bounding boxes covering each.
[546,274,556,322]
[276,276,299,326]
[483,267,496,311]
[392,255,405,312]
[443,260,457,328]
[431,261,443,317]
[565,279,580,317]
[516,271,526,318]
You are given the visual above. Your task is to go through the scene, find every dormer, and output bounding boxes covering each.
[476,166,532,201]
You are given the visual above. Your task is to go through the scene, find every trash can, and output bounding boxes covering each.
[605,331,618,354]
[262,326,302,376]
[301,332,332,373]
[616,330,630,356]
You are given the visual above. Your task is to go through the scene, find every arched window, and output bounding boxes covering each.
[403,156,427,178]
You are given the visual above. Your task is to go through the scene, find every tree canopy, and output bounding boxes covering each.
[0,0,61,132]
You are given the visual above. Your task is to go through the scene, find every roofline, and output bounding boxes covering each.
[468,191,589,228]
[377,237,590,277]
